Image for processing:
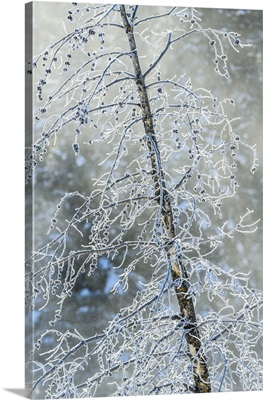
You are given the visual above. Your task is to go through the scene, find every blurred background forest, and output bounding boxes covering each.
[25,3,262,396]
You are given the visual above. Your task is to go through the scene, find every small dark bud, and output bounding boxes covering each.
[72,143,79,154]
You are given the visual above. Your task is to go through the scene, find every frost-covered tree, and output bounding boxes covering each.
[25,2,262,398]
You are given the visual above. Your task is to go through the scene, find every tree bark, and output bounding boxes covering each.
[120,5,211,393]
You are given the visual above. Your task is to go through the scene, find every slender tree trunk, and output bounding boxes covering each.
[120,5,211,393]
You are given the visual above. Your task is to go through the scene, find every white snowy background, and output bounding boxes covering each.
[1,0,262,399]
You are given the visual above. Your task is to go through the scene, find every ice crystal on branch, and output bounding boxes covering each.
[25,3,262,398]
